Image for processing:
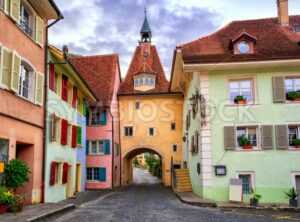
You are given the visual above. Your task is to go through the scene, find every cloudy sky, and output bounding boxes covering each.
[49,0,300,79]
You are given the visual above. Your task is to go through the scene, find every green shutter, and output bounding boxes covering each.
[35,72,44,106]
[77,126,82,145]
[86,140,89,155]
[10,50,21,93]
[83,99,87,116]
[272,76,286,103]
[1,47,12,89]
[4,0,10,14]
[224,126,236,150]
[10,0,20,23]
[100,110,107,125]
[98,168,106,182]
[35,16,44,47]
[104,140,110,155]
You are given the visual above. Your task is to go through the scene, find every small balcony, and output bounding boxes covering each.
[20,20,33,38]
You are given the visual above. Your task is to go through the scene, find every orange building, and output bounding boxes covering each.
[0,0,62,204]
[118,12,183,186]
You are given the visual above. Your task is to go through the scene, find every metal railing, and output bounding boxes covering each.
[20,20,33,37]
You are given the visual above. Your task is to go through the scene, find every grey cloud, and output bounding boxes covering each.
[50,0,221,78]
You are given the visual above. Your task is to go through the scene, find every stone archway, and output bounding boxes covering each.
[122,146,166,186]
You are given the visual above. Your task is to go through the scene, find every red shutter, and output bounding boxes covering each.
[49,64,55,91]
[50,162,56,186]
[62,75,68,101]
[61,119,68,145]
[51,113,56,142]
[62,162,68,184]
[71,125,77,148]
[72,86,77,108]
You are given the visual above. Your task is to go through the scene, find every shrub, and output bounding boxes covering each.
[293,139,300,146]
[284,187,298,201]
[235,95,246,102]
[2,159,30,191]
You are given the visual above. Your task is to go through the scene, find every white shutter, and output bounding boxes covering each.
[4,0,10,14]
[0,46,12,89]
[35,16,44,47]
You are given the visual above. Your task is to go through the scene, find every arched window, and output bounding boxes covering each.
[139,79,143,85]
[19,60,35,101]
[134,79,139,87]
[145,78,150,85]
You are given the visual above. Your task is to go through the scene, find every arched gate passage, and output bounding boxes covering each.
[122,146,167,185]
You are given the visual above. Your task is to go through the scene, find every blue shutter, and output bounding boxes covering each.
[104,140,110,155]
[100,110,107,125]
[86,140,90,155]
[98,168,106,182]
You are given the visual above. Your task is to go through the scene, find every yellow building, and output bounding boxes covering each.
[118,14,183,186]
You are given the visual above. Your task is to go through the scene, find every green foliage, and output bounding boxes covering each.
[237,135,251,146]
[0,187,11,204]
[293,139,300,146]
[250,188,262,200]
[287,91,300,100]
[284,187,298,201]
[133,158,139,167]
[235,95,246,102]
[3,159,30,191]
[0,186,20,212]
[145,157,156,168]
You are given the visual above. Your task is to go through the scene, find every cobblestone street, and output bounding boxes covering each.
[47,169,300,222]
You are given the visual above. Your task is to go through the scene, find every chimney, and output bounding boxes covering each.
[277,0,289,26]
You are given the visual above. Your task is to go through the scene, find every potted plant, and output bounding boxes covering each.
[284,187,298,207]
[234,95,247,105]
[237,135,253,149]
[287,91,300,102]
[293,139,300,148]
[0,187,10,213]
[250,188,262,207]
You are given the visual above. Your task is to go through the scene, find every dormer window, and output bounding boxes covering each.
[133,73,156,91]
[237,41,250,54]
[231,32,257,55]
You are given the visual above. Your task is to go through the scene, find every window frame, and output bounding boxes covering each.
[135,101,140,110]
[227,77,257,105]
[171,123,176,131]
[54,162,62,184]
[86,167,99,181]
[89,140,106,155]
[124,126,134,137]
[19,1,34,38]
[288,125,300,148]
[148,127,155,137]
[236,126,259,149]
[18,59,36,102]
[236,172,255,195]
[172,144,178,153]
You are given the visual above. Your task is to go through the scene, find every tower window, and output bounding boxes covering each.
[173,145,178,152]
[149,127,155,136]
[171,123,176,131]
[135,101,140,110]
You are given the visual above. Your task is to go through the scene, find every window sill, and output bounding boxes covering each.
[88,125,106,127]
[288,148,300,151]
[233,148,265,152]
[226,103,260,107]
[284,101,300,105]
[87,154,107,156]
[86,180,105,183]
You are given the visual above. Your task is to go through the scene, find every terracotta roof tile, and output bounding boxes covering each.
[118,45,170,95]
[178,16,300,64]
[70,54,121,106]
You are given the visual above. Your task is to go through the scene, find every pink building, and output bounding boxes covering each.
[70,55,121,189]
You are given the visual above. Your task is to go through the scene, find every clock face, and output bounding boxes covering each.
[215,166,226,176]
[237,41,250,54]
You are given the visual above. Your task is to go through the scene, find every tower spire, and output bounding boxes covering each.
[140,3,152,43]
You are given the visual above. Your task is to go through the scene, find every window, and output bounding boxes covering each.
[285,78,300,93]
[0,0,4,11]
[18,62,35,101]
[229,79,254,104]
[133,74,156,89]
[171,123,176,131]
[124,127,133,137]
[20,3,32,37]
[90,108,107,125]
[237,41,250,54]
[149,127,154,136]
[288,126,300,147]
[239,174,252,194]
[89,140,109,155]
[86,168,99,181]
[173,145,178,152]
[52,115,61,143]
[236,127,258,147]
[135,101,140,110]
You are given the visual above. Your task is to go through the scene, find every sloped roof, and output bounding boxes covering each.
[178,16,300,64]
[70,54,121,106]
[118,45,170,95]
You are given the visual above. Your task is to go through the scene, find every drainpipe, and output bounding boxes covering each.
[42,13,64,203]
[109,109,114,188]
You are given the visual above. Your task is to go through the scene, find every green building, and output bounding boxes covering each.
[170,1,300,204]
